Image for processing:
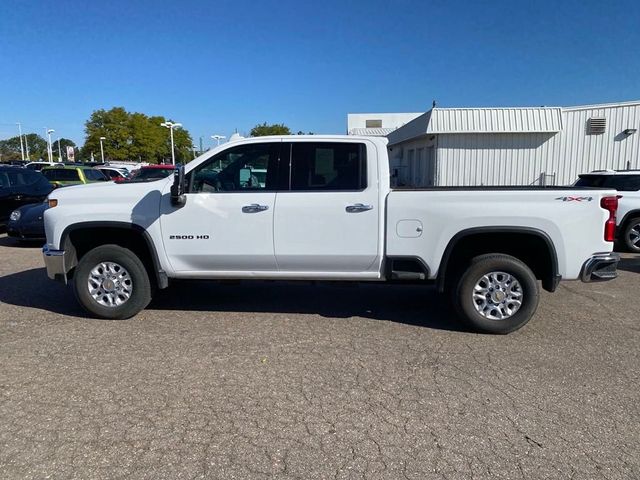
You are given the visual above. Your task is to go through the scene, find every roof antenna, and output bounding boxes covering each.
[432,100,437,108]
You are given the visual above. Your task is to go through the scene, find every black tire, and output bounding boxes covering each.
[623,218,640,253]
[73,244,152,319]
[453,254,539,334]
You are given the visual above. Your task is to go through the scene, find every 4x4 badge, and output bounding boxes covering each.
[555,196,593,202]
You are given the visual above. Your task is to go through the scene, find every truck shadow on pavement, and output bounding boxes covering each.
[0,268,85,316]
[149,280,470,332]
[0,268,469,332]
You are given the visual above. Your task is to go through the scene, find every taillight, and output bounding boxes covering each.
[600,196,619,242]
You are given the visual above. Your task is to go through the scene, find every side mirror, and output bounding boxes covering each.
[170,164,187,207]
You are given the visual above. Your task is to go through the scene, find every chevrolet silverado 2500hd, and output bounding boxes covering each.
[43,136,620,333]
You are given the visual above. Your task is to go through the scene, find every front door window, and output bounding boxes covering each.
[190,143,280,193]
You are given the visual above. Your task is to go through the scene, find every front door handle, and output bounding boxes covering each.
[346,203,373,213]
[242,203,269,213]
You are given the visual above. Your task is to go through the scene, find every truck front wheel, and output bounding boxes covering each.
[73,244,152,319]
[453,254,539,334]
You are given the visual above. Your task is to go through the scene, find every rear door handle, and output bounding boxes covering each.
[346,203,373,213]
[242,203,269,213]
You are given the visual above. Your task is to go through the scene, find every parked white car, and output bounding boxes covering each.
[575,170,640,252]
[42,136,620,333]
[25,161,57,171]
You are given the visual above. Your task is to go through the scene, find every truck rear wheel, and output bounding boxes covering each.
[453,254,539,334]
[73,244,152,319]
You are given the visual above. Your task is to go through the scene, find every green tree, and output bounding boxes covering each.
[83,107,132,162]
[250,122,291,137]
[0,134,48,162]
[25,133,49,160]
[82,107,193,163]
[51,138,77,162]
[0,136,24,162]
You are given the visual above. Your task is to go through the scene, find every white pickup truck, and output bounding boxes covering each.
[575,170,640,252]
[43,136,620,333]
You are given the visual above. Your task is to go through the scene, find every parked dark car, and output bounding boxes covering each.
[7,202,47,242]
[0,165,53,228]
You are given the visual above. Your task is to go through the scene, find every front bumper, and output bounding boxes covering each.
[580,253,620,282]
[42,245,68,283]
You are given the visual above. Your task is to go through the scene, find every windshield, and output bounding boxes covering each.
[128,167,174,182]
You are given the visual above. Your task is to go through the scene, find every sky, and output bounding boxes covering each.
[1,0,639,148]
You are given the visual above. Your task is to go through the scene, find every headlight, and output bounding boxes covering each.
[48,198,58,208]
[9,210,21,222]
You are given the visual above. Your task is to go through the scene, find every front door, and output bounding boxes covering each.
[160,142,281,273]
[273,141,380,273]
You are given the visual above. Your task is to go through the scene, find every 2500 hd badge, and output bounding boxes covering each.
[169,235,210,240]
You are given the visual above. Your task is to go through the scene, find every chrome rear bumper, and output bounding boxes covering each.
[580,253,620,282]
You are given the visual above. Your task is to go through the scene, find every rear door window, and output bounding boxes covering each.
[43,169,81,182]
[289,142,367,191]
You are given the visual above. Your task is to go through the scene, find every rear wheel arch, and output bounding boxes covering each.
[61,222,168,289]
[437,227,559,293]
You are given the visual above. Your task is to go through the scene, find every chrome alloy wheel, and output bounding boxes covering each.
[628,223,640,248]
[472,271,523,320]
[88,262,133,307]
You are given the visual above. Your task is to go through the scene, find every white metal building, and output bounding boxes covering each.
[347,112,422,137]
[385,101,640,187]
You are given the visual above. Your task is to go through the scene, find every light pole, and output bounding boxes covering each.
[25,134,30,160]
[57,138,63,163]
[161,121,182,165]
[99,137,106,163]
[45,128,55,163]
[211,134,226,146]
[16,123,25,161]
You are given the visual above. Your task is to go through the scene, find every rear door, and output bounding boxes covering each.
[273,140,380,273]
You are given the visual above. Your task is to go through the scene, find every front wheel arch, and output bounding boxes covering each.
[61,222,168,289]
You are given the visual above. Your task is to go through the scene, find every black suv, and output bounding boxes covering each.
[0,165,54,227]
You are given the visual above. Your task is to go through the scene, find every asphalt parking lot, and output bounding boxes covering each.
[0,234,638,480]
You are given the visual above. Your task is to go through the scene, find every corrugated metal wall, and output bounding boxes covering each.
[554,105,640,182]
[436,133,560,186]
[429,107,562,133]
[435,104,640,186]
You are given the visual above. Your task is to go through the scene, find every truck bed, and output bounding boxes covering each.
[386,187,616,281]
